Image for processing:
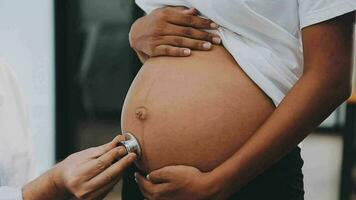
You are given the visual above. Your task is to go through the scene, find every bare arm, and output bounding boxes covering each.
[209,12,355,198]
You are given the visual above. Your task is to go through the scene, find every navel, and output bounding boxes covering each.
[135,106,148,121]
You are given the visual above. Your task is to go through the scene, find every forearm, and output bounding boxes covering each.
[209,71,351,197]
[22,169,69,200]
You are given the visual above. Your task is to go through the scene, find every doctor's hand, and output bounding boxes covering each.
[23,135,137,200]
[129,6,221,62]
[135,165,227,200]
[52,135,137,199]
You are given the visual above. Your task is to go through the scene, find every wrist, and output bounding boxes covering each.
[204,168,236,200]
[49,164,70,198]
[201,171,223,199]
[22,167,69,200]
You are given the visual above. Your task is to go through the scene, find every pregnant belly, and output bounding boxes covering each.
[121,45,275,173]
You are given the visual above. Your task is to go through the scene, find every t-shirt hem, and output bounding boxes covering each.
[219,30,287,107]
[238,59,285,106]
[135,0,151,13]
[224,49,286,107]
[300,1,356,29]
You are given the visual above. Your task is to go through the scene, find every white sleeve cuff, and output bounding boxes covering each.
[300,0,356,29]
[0,186,23,200]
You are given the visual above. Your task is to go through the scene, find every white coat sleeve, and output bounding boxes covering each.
[0,186,23,200]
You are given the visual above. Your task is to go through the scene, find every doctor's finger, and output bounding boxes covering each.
[88,153,137,189]
[85,178,119,200]
[85,135,125,158]
[82,146,127,179]
[112,134,126,145]
[95,146,127,170]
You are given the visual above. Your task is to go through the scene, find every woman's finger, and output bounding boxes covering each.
[136,173,174,199]
[161,6,217,29]
[167,12,218,29]
[162,6,197,14]
[135,173,154,199]
[161,35,213,50]
[147,168,174,184]
[150,45,191,57]
[88,153,137,189]
[164,23,221,44]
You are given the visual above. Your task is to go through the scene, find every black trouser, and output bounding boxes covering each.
[122,147,305,200]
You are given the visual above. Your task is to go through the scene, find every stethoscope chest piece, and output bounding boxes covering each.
[120,132,142,159]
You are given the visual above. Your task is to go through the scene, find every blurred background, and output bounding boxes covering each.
[0,0,355,199]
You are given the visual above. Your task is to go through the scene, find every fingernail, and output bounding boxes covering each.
[212,37,221,44]
[183,7,195,14]
[118,147,126,155]
[202,42,211,50]
[135,177,138,183]
[130,153,137,160]
[146,174,150,180]
[113,135,120,141]
[183,49,191,55]
[210,22,219,29]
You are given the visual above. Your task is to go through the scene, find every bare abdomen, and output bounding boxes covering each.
[121,45,275,173]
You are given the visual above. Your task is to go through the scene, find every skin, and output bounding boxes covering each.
[129,6,222,63]
[131,8,356,200]
[22,135,137,200]
[121,44,275,173]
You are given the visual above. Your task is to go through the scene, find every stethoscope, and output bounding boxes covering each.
[119,132,142,159]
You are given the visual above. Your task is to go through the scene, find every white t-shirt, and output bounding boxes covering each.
[0,60,36,199]
[135,0,356,106]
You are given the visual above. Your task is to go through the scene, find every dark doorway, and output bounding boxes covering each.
[55,0,143,161]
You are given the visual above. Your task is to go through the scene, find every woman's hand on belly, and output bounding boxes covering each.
[129,6,221,62]
[135,165,222,200]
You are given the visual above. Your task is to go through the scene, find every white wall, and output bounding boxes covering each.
[0,0,55,173]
